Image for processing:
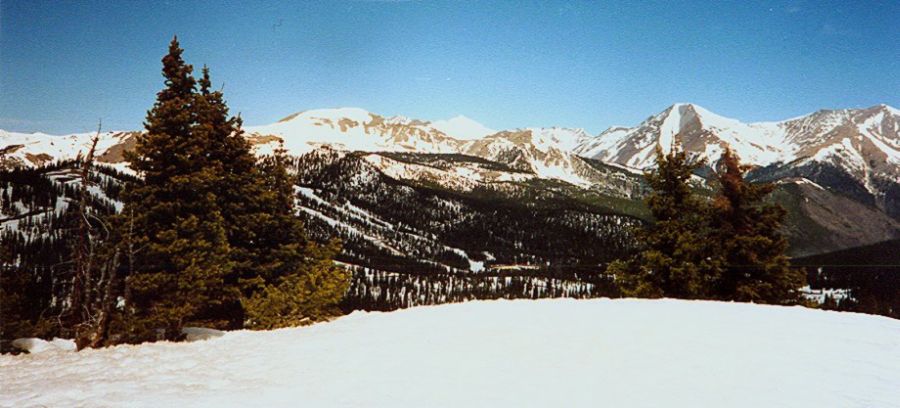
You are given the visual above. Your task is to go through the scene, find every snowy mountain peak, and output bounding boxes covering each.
[577,102,900,177]
[276,107,375,124]
[429,115,496,140]
[659,103,748,131]
[524,127,592,152]
[573,103,899,217]
[574,103,788,169]
[873,103,899,115]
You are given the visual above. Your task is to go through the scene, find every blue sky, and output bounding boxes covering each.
[2,0,897,134]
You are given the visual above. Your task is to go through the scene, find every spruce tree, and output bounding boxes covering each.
[122,37,234,341]
[193,66,351,328]
[241,144,350,329]
[610,144,722,298]
[711,148,805,304]
[191,66,258,327]
[117,37,350,340]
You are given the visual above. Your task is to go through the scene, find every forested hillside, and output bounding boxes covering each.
[796,239,900,318]
[1,161,134,342]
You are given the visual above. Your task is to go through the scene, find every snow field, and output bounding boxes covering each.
[1,298,898,407]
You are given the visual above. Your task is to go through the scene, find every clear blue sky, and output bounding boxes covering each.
[2,0,898,134]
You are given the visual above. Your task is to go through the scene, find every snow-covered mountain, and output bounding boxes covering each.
[6,104,897,181]
[576,103,900,217]
[460,127,604,187]
[576,103,899,171]
[575,103,789,168]
[0,129,138,169]
[245,108,466,155]
[244,109,608,188]
[3,103,898,238]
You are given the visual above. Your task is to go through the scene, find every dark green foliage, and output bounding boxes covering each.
[795,239,900,318]
[121,38,237,341]
[243,240,350,329]
[296,149,642,273]
[120,38,349,340]
[711,148,805,304]
[0,244,55,352]
[611,146,803,304]
[611,145,722,299]
[239,145,350,329]
[189,66,261,329]
[343,266,619,312]
[0,161,128,348]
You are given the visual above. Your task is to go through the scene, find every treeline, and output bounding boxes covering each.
[609,146,806,304]
[1,38,349,351]
[342,267,618,311]
[797,239,900,318]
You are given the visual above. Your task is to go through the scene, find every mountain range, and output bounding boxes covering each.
[2,103,898,266]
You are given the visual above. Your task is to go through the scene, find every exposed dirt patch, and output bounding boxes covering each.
[277,111,303,123]
[97,132,140,163]
[246,134,283,145]
[24,153,53,166]
[0,144,24,155]
[338,118,359,132]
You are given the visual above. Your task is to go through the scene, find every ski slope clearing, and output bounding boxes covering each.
[2,299,898,407]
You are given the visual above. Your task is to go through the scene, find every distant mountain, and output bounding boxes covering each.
[245,109,632,191]
[0,129,139,169]
[577,103,898,170]
[575,103,789,168]
[2,103,898,256]
[460,128,633,190]
[430,115,496,140]
[576,103,900,218]
[246,108,464,155]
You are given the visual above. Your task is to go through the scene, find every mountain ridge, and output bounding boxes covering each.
[3,103,898,225]
[3,103,899,265]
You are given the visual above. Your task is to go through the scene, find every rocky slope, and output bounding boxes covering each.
[576,103,900,218]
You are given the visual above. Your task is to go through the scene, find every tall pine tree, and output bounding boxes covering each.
[190,66,260,328]
[711,148,805,304]
[120,38,350,339]
[122,37,234,341]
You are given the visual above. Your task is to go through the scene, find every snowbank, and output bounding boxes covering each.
[10,338,76,354]
[1,299,898,407]
[182,327,225,342]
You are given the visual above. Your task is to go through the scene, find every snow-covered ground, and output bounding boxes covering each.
[1,299,898,407]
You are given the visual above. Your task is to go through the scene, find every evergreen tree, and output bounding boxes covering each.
[711,148,805,304]
[190,66,258,328]
[193,65,351,328]
[0,246,39,351]
[241,144,350,329]
[122,37,234,341]
[610,144,722,298]
[116,37,350,340]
